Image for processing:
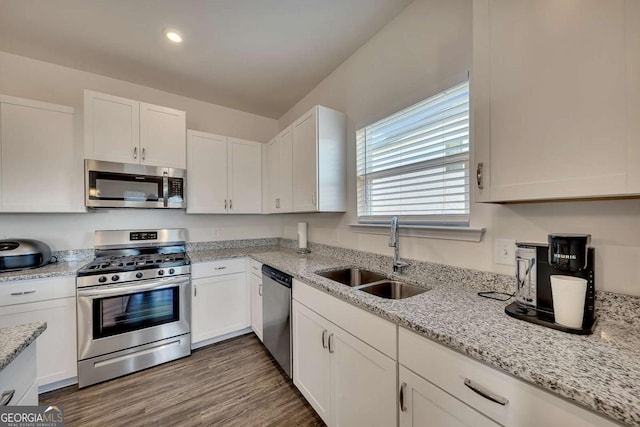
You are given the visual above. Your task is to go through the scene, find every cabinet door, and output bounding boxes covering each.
[140,102,186,169]
[0,297,77,389]
[84,90,139,164]
[186,130,228,213]
[278,126,294,212]
[626,0,640,193]
[330,324,397,427]
[399,366,499,427]
[475,0,628,201]
[292,108,318,212]
[250,272,263,341]
[228,138,262,213]
[292,301,331,425]
[191,273,249,344]
[0,97,83,212]
[266,137,280,213]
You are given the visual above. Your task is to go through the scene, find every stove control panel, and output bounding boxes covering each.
[76,264,191,288]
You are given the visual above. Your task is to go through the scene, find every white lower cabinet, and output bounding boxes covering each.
[249,260,263,341]
[292,300,332,422]
[292,298,396,427]
[0,277,77,392]
[191,259,250,348]
[399,328,620,427]
[399,366,499,427]
[329,321,396,427]
[0,342,38,406]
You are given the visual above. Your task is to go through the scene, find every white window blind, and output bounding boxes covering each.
[357,81,470,225]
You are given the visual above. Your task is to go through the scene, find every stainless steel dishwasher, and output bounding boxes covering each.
[262,264,292,378]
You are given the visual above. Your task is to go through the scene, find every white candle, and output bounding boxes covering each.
[298,222,308,249]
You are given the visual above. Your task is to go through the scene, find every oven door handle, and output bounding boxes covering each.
[77,277,189,298]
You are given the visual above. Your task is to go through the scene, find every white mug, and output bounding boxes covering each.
[550,275,587,329]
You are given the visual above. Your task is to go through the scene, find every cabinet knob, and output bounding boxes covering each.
[476,162,484,189]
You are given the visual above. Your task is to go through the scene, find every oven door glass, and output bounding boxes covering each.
[92,287,180,339]
[88,171,163,202]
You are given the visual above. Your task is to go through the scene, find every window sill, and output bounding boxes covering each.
[348,223,486,242]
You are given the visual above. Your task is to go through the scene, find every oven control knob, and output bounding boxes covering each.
[98,276,107,283]
[158,270,165,276]
[136,272,143,279]
[111,275,120,282]
[169,268,175,275]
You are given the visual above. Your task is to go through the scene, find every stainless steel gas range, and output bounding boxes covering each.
[76,229,191,388]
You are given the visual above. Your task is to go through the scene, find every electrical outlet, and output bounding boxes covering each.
[495,239,516,266]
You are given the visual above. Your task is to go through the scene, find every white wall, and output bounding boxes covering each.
[0,50,283,250]
[278,0,640,296]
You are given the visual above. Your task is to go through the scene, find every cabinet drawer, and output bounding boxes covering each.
[0,277,75,308]
[0,342,36,406]
[293,279,396,359]
[249,259,262,277]
[399,328,619,427]
[191,258,246,279]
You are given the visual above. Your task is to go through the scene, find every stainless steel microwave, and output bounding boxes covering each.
[85,160,185,209]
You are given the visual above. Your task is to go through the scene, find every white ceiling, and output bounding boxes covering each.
[0,0,412,118]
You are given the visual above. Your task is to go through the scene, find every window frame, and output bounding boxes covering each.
[356,80,471,227]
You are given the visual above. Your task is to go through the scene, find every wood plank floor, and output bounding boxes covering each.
[41,334,325,427]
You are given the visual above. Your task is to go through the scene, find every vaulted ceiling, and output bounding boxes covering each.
[0,0,413,118]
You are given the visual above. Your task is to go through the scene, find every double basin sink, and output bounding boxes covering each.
[316,268,428,300]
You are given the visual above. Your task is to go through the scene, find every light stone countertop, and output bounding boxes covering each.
[245,248,640,427]
[0,322,47,372]
[0,242,638,425]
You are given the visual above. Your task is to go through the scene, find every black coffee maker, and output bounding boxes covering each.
[505,234,596,334]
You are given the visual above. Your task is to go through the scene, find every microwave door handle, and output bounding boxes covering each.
[163,171,169,207]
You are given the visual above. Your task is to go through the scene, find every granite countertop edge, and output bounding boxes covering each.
[0,322,47,372]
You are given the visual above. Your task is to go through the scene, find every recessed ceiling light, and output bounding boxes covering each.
[165,30,183,43]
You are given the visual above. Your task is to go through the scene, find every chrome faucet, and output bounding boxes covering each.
[389,216,409,273]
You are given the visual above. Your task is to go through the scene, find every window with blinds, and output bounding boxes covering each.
[356,81,470,225]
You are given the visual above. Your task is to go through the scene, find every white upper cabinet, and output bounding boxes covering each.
[186,130,228,214]
[291,106,346,212]
[0,95,84,212]
[626,0,640,193]
[266,126,293,213]
[228,137,263,214]
[84,91,139,164]
[186,130,262,214]
[473,0,638,202]
[139,102,186,169]
[84,90,186,168]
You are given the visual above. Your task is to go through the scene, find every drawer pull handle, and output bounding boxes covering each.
[10,290,36,296]
[258,284,262,296]
[464,378,508,406]
[0,390,15,406]
[214,266,227,270]
[399,382,407,412]
[328,333,334,353]
[321,329,328,349]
